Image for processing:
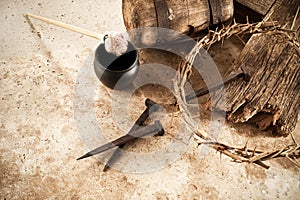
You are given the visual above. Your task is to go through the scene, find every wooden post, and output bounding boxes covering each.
[122,0,234,45]
[235,0,276,15]
[213,0,300,136]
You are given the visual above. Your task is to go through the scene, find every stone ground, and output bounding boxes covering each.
[0,0,299,199]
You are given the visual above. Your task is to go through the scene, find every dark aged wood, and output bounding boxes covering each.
[122,0,233,45]
[213,0,300,136]
[235,0,276,15]
[153,0,170,28]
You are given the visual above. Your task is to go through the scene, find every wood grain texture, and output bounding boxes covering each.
[122,0,233,45]
[213,0,300,136]
[235,0,276,15]
[154,0,170,28]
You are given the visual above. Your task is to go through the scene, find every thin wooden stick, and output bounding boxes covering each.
[26,13,103,40]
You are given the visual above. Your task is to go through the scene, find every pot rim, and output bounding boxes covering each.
[94,42,139,73]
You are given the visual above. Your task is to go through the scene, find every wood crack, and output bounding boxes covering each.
[212,0,300,136]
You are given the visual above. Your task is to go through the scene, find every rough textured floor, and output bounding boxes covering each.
[1,0,299,199]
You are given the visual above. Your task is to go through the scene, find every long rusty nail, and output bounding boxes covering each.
[102,98,160,171]
[77,120,164,160]
[223,65,250,83]
[185,65,250,101]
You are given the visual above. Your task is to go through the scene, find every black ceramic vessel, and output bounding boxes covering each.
[94,42,139,89]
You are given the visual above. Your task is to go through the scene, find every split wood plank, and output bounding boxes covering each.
[235,0,276,15]
[213,0,300,136]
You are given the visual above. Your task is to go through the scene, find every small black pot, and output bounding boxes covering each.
[94,42,139,89]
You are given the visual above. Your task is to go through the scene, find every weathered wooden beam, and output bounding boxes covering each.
[213,0,300,136]
[235,0,276,15]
